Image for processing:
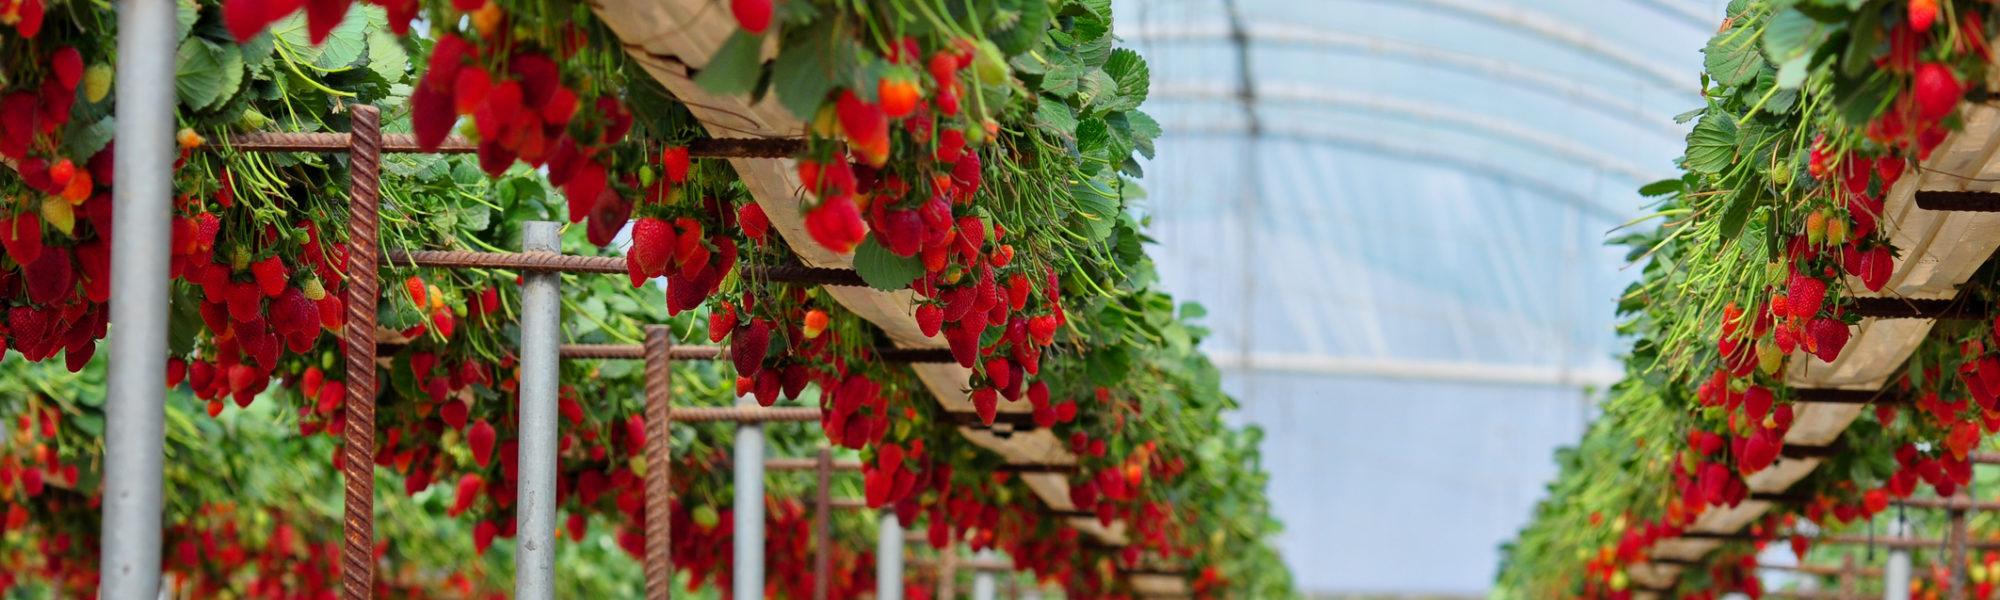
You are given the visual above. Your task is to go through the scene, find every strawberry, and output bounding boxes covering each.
[804,195,866,254]
[1910,0,1939,33]
[270,287,319,337]
[2,212,43,267]
[1859,245,1894,292]
[50,47,82,92]
[738,202,770,244]
[709,301,737,343]
[473,521,498,555]
[1786,272,1826,320]
[835,91,890,166]
[222,0,270,42]
[564,161,608,223]
[730,0,772,34]
[626,217,676,286]
[468,419,497,467]
[453,67,492,115]
[916,304,943,337]
[1808,317,1851,363]
[449,474,484,517]
[23,251,72,306]
[971,387,998,426]
[803,309,829,339]
[878,74,921,119]
[944,322,978,367]
[984,358,1012,390]
[731,318,771,377]
[251,256,287,297]
[304,0,352,45]
[411,80,457,151]
[1913,62,1965,121]
[541,86,578,126]
[662,146,691,183]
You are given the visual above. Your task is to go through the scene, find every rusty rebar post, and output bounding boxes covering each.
[340,105,384,600]
[643,325,674,599]
[815,447,833,600]
[1951,503,1968,600]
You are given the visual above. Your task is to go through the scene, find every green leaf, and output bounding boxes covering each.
[1718,185,1759,242]
[63,116,115,162]
[852,238,923,291]
[1070,178,1120,241]
[367,29,409,85]
[311,8,377,69]
[984,0,1053,56]
[1763,8,1832,66]
[770,20,843,120]
[176,0,200,41]
[1684,112,1739,174]
[1034,99,1079,142]
[1842,6,1882,77]
[1703,26,1763,87]
[1098,48,1149,113]
[175,39,241,111]
[1637,178,1682,198]
[696,31,766,97]
[1774,55,1808,89]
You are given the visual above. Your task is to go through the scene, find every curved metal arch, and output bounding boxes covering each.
[1118,22,1689,137]
[1366,0,1699,92]
[1631,0,1718,28]
[1166,122,1630,222]
[1154,81,1666,184]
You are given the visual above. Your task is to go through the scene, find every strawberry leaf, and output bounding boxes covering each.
[852,237,922,291]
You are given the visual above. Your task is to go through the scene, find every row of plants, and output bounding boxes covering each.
[1500,0,2000,597]
[0,0,1287,596]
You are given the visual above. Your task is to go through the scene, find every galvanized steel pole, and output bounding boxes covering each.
[514,222,562,600]
[971,550,998,600]
[734,397,766,598]
[100,0,178,595]
[878,512,904,600]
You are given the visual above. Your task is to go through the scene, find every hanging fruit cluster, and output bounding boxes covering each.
[0,43,111,373]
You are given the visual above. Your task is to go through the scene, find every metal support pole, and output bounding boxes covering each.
[642,325,674,599]
[100,0,178,594]
[514,221,562,600]
[971,550,998,600]
[938,547,958,600]
[1950,506,1968,600]
[1840,554,1857,600]
[814,447,833,600]
[734,397,766,598]
[1886,516,1913,600]
[339,105,384,600]
[877,512,904,600]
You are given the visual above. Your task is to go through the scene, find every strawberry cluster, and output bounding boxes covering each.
[0,0,42,39]
[0,46,109,373]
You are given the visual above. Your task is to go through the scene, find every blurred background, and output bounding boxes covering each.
[1111,0,1723,596]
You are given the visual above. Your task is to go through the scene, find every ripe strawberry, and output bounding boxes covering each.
[1914,62,1965,121]
[709,302,738,342]
[50,47,82,92]
[737,203,770,244]
[453,67,492,115]
[1808,318,1851,363]
[304,0,352,45]
[1786,272,1826,320]
[662,146,691,183]
[1910,0,1939,33]
[984,358,1012,390]
[730,0,772,34]
[23,251,72,306]
[626,217,676,286]
[971,387,998,426]
[916,304,943,337]
[878,74,921,119]
[411,80,457,151]
[449,473,484,517]
[270,287,319,337]
[836,91,890,166]
[805,195,866,254]
[1028,314,1057,345]
[251,256,287,297]
[944,322,978,367]
[473,521,498,555]
[731,318,772,377]
[1859,245,1894,292]
[468,419,497,467]
[2,212,44,267]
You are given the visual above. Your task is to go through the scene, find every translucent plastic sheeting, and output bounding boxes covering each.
[1115,0,1720,593]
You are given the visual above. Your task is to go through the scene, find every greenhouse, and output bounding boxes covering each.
[13,0,2000,599]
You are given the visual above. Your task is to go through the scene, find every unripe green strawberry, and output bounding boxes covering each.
[693,505,720,529]
[82,64,112,104]
[973,40,1008,86]
[1825,214,1848,245]
[301,276,326,301]
[1757,340,1783,374]
[230,245,251,271]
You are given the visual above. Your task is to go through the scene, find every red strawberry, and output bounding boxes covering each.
[222,0,269,42]
[541,86,578,126]
[168,358,189,388]
[709,302,737,343]
[662,146,691,183]
[1859,245,1894,292]
[473,521,498,555]
[835,91,889,165]
[1910,0,1939,32]
[585,189,632,248]
[916,304,943,337]
[410,79,457,151]
[730,0,772,34]
[251,256,287,297]
[1787,272,1826,320]
[984,358,1012,390]
[270,287,318,337]
[1914,62,1965,121]
[731,318,771,377]
[564,161,608,224]
[805,195,866,253]
[971,387,998,426]
[23,251,72,305]
[737,203,770,244]
[453,67,492,115]
[1808,318,1850,363]
[626,217,676,286]
[2,212,44,267]
[1054,400,1077,423]
[468,419,497,467]
[50,47,83,91]
[304,0,352,45]
[450,474,483,517]
[944,323,978,368]
[781,364,809,399]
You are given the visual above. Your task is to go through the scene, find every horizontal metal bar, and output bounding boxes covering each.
[829,498,868,510]
[559,343,951,364]
[1892,496,2000,511]
[1671,531,2000,550]
[1778,442,1844,460]
[1848,296,1987,320]
[1759,562,1883,577]
[1915,190,2000,212]
[672,406,821,424]
[223,132,802,158]
[993,463,1077,475]
[382,250,867,286]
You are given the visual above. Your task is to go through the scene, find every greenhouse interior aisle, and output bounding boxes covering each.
[1117,0,1721,594]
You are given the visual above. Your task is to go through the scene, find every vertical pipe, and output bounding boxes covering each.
[514,222,562,600]
[971,550,998,600]
[1950,506,1968,600]
[1886,516,1913,600]
[813,447,832,600]
[877,512,904,600]
[733,398,766,598]
[938,547,958,600]
[100,0,177,595]
[339,105,384,600]
[642,325,674,599]
[1840,554,1856,600]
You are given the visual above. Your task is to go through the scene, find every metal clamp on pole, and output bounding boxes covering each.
[101,0,178,595]
[734,397,767,597]
[514,222,563,600]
